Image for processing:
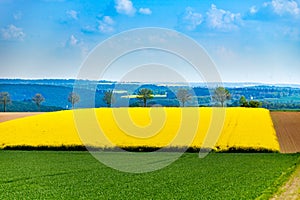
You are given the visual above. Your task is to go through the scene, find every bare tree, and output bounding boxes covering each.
[103,90,115,107]
[177,88,192,107]
[137,88,153,107]
[68,92,80,109]
[0,92,11,112]
[212,87,231,107]
[32,93,45,112]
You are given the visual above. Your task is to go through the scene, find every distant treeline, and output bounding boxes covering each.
[6,101,64,112]
[1,80,300,111]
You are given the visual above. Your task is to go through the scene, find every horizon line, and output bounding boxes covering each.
[0,78,300,86]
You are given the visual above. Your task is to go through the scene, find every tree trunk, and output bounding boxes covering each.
[144,98,147,107]
[3,102,6,112]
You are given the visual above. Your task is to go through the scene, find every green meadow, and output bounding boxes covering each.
[0,151,299,199]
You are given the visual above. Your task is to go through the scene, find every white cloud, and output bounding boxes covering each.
[81,25,96,34]
[63,34,79,47]
[62,35,90,58]
[115,0,136,16]
[69,35,78,46]
[1,24,25,41]
[250,6,258,14]
[180,7,203,31]
[216,46,237,60]
[98,16,115,33]
[13,11,22,20]
[206,4,242,31]
[264,0,300,16]
[66,10,78,20]
[281,26,300,40]
[103,16,114,25]
[139,8,152,15]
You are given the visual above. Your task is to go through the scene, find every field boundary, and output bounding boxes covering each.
[256,155,300,200]
[1,145,279,153]
[270,157,300,200]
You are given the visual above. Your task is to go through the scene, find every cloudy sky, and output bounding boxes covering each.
[0,0,300,84]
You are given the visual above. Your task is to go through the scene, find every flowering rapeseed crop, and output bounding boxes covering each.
[0,108,280,151]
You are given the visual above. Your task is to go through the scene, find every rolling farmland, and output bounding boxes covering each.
[0,112,41,123]
[0,108,279,151]
[0,151,299,199]
[271,112,300,153]
[0,109,300,199]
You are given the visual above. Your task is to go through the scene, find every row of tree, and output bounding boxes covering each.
[103,88,194,107]
[176,87,261,108]
[0,87,262,111]
[0,92,81,112]
[103,87,257,108]
[239,96,262,108]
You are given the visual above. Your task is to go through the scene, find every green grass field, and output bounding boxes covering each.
[0,151,299,199]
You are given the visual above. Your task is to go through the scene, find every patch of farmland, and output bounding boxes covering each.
[0,108,279,151]
[0,112,42,123]
[271,112,300,153]
[0,151,298,199]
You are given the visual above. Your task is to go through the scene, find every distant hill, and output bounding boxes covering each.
[0,79,300,111]
[4,101,64,112]
[0,84,73,108]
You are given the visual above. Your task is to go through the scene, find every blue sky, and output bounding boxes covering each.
[0,0,300,84]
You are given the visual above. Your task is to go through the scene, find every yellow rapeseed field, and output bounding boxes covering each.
[0,108,280,151]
